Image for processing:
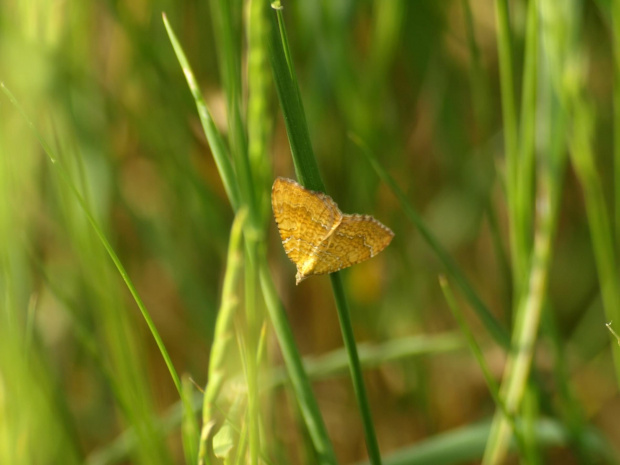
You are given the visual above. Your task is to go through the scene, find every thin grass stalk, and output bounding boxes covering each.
[482,96,566,465]
[464,0,514,319]
[494,0,526,290]
[541,308,592,462]
[210,0,260,232]
[58,119,164,459]
[462,0,512,317]
[544,0,620,387]
[210,5,267,457]
[569,97,620,383]
[245,0,272,374]
[244,248,260,465]
[0,83,184,397]
[267,5,382,462]
[233,419,249,465]
[272,3,300,100]
[478,4,539,457]
[483,180,559,464]
[163,11,336,462]
[267,4,323,190]
[521,384,542,464]
[59,134,157,456]
[245,1,273,458]
[329,273,383,464]
[182,375,199,464]
[162,14,240,211]
[351,134,510,349]
[515,0,539,271]
[438,277,519,439]
[247,0,272,219]
[258,262,337,465]
[1,84,190,464]
[614,0,620,247]
[167,9,263,460]
[199,210,247,465]
[234,421,250,465]
[462,0,491,134]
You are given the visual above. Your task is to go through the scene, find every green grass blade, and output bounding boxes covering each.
[247,0,273,223]
[330,273,383,464]
[209,0,260,233]
[267,5,383,463]
[165,13,264,461]
[199,209,247,465]
[266,5,323,191]
[0,82,183,397]
[438,277,517,434]
[350,134,510,350]
[166,7,338,463]
[258,261,337,465]
[267,333,463,387]
[483,9,569,455]
[552,0,620,388]
[542,308,593,463]
[515,0,539,279]
[0,82,194,463]
[243,248,260,465]
[462,0,492,134]
[569,100,620,381]
[494,0,524,288]
[162,13,240,212]
[182,375,199,464]
[354,419,618,465]
[614,0,620,245]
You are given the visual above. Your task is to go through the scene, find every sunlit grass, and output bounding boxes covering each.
[1,1,620,464]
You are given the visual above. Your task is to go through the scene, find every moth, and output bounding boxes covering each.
[271,177,394,284]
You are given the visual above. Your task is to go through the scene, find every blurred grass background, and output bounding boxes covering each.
[2,0,620,464]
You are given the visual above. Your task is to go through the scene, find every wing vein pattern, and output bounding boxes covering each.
[272,177,394,284]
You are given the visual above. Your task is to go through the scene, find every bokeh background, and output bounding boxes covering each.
[1,1,620,464]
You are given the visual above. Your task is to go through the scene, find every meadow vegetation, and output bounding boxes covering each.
[1,1,619,464]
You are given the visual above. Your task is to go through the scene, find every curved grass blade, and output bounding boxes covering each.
[350,134,510,350]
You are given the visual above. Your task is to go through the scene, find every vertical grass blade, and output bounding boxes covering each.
[164,9,338,462]
[182,375,199,464]
[267,4,383,463]
[351,134,510,350]
[569,100,620,382]
[199,209,247,465]
[162,14,240,212]
[483,174,560,464]
[494,0,525,288]
[438,276,516,433]
[614,0,620,246]
[258,262,337,465]
[330,273,383,464]
[515,0,539,276]
[0,82,183,396]
[483,2,569,455]
[0,83,193,463]
[266,4,324,191]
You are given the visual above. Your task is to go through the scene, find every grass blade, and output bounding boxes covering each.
[0,82,184,397]
[267,5,383,463]
[199,209,247,465]
[162,13,240,212]
[350,134,510,349]
[258,262,337,465]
